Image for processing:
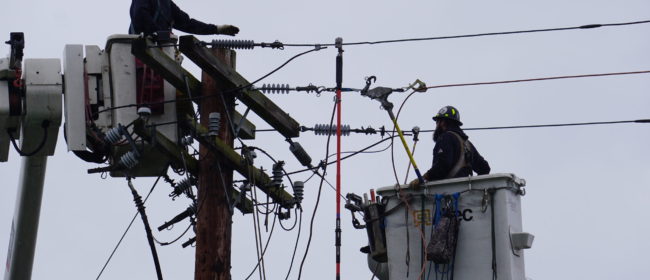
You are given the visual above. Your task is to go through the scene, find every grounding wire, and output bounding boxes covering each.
[281,19,650,47]
[95,169,166,280]
[297,99,337,280]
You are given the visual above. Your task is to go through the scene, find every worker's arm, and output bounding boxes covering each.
[130,0,159,35]
[470,143,490,175]
[171,3,239,35]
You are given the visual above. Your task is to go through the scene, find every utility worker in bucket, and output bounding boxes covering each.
[128,0,239,114]
[410,106,490,187]
[129,0,240,36]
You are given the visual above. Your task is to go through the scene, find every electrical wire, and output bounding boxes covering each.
[278,207,299,231]
[425,119,650,132]
[154,222,193,246]
[243,197,279,280]
[96,171,165,280]
[297,99,337,280]
[7,121,50,157]
[425,70,650,90]
[93,47,325,118]
[281,19,650,47]
[286,136,398,175]
[284,208,303,280]
[251,184,268,280]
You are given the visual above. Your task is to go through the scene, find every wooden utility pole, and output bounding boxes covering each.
[196,47,236,280]
[132,37,300,279]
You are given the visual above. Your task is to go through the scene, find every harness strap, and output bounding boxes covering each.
[446,131,472,178]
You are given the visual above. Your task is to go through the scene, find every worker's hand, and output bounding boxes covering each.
[408,178,421,188]
[215,24,240,36]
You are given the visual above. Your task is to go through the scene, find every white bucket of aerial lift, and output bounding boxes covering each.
[374,173,532,280]
[63,35,179,150]
[62,35,180,176]
[106,34,178,143]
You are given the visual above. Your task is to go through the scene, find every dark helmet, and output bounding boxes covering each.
[432,105,463,126]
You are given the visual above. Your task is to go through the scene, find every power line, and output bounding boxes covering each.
[283,119,649,176]
[281,19,650,47]
[95,66,650,121]
[93,47,325,118]
[425,70,650,90]
[457,119,650,131]
[260,119,650,136]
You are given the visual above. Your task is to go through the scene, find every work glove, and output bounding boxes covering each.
[215,24,240,36]
[408,178,421,188]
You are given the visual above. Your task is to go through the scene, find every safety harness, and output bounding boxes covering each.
[446,131,474,179]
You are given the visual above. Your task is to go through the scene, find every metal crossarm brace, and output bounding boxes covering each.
[132,119,254,214]
[178,35,301,138]
[184,116,296,209]
[131,38,256,139]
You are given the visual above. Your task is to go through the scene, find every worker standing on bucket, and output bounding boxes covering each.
[128,0,239,114]
[129,0,240,36]
[410,106,490,187]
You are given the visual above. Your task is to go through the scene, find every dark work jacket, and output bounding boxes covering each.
[423,127,490,181]
[129,0,218,35]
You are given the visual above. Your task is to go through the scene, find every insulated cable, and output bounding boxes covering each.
[297,99,337,280]
[7,120,50,157]
[95,169,166,280]
[126,177,164,280]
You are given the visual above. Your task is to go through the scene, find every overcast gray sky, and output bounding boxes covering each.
[2,0,650,279]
